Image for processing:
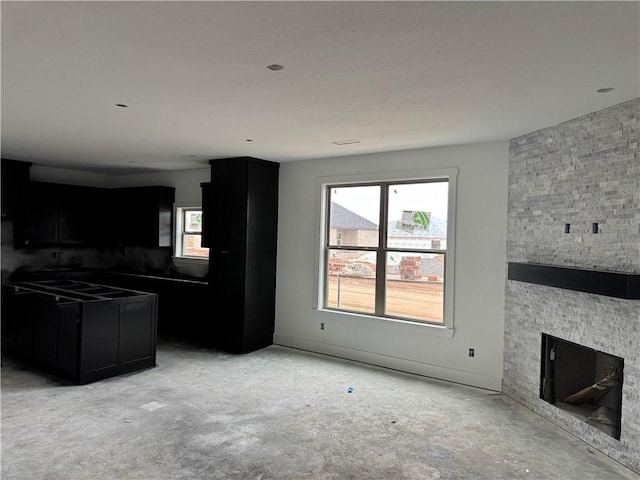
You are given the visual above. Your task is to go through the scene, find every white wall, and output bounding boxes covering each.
[274,141,509,390]
[109,167,210,203]
[30,165,210,203]
[30,165,112,188]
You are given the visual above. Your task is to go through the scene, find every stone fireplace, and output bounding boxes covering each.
[504,98,639,473]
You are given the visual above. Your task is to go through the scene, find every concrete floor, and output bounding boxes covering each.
[2,339,638,480]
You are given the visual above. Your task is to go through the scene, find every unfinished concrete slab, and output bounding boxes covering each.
[2,340,637,479]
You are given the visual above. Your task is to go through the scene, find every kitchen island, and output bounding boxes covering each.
[8,269,210,342]
[2,279,157,384]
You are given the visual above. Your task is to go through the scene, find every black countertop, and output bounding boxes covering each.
[105,270,208,285]
[8,268,208,285]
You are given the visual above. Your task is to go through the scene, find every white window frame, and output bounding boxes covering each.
[173,202,209,265]
[314,168,458,335]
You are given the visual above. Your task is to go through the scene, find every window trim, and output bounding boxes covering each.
[314,168,458,333]
[173,202,209,265]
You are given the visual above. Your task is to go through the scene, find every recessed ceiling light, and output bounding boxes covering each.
[596,87,614,93]
[115,103,129,108]
[246,139,254,142]
[267,64,284,71]
[332,139,361,145]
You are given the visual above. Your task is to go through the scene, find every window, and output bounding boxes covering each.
[323,178,451,325]
[174,205,209,260]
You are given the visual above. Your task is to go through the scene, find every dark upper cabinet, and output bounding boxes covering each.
[26,182,100,246]
[106,188,132,246]
[1,159,31,219]
[20,182,173,248]
[2,159,32,248]
[108,186,175,247]
[210,161,248,253]
[207,157,279,353]
[58,184,100,245]
[28,182,58,245]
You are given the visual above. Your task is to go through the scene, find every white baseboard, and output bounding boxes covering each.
[273,334,502,391]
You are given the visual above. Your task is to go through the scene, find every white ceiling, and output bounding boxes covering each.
[1,1,638,175]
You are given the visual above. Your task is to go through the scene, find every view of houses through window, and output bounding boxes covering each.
[176,207,209,259]
[325,180,448,324]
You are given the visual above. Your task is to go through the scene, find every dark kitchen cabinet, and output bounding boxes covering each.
[1,159,32,248]
[2,280,157,384]
[2,286,37,358]
[1,158,31,219]
[200,182,211,248]
[56,301,81,376]
[33,294,62,365]
[58,184,100,244]
[27,182,58,245]
[16,181,173,248]
[118,299,156,364]
[3,284,80,377]
[26,181,101,246]
[78,296,156,381]
[210,252,245,352]
[207,157,279,353]
[33,295,80,377]
[209,162,249,253]
[94,272,210,343]
[109,186,175,247]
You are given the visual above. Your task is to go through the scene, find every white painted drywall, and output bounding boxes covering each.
[274,141,509,390]
[30,165,112,188]
[29,165,210,204]
[109,168,210,204]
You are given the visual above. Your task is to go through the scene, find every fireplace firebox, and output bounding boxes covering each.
[540,334,624,440]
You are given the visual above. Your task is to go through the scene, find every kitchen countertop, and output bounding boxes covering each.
[8,268,208,285]
[104,270,208,285]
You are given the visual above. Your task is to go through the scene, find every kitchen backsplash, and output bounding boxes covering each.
[1,218,206,280]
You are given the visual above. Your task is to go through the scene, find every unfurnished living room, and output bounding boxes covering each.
[1,2,639,479]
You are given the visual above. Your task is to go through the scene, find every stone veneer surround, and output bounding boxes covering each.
[504,98,639,473]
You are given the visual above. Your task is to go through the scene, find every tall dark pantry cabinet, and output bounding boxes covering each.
[204,157,279,353]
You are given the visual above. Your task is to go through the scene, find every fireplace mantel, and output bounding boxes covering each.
[507,262,640,299]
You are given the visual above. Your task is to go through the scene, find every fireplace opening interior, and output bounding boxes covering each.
[540,334,624,440]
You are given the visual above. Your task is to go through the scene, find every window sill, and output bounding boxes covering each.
[173,256,209,266]
[315,308,455,338]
